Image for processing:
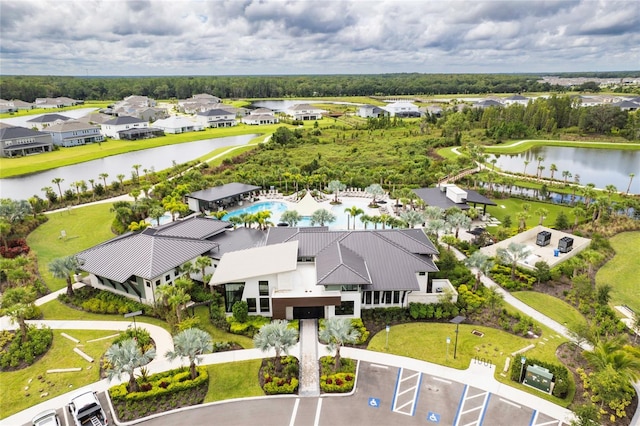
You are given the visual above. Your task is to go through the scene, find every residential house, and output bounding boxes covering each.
[40,120,104,147]
[357,105,390,118]
[472,99,504,109]
[286,104,325,121]
[34,97,82,108]
[503,95,530,106]
[0,99,34,113]
[25,113,72,130]
[0,100,15,113]
[210,227,453,320]
[382,101,420,117]
[77,112,114,125]
[0,125,54,157]
[611,100,640,111]
[153,116,205,134]
[178,94,222,113]
[195,109,237,128]
[241,111,279,125]
[101,116,160,140]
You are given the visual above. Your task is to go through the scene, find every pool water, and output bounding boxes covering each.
[222,200,382,230]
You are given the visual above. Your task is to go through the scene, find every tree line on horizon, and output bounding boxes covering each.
[2,72,637,103]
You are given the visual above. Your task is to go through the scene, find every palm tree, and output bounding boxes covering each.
[319,317,360,371]
[627,173,636,195]
[400,210,423,228]
[370,215,381,230]
[99,172,109,189]
[0,286,36,343]
[364,183,385,205]
[327,180,346,203]
[447,212,471,238]
[194,256,212,288]
[496,242,529,280]
[117,173,126,186]
[534,207,549,226]
[104,338,156,392]
[536,156,544,175]
[51,177,64,200]
[254,210,273,230]
[310,209,336,227]
[344,206,364,230]
[562,170,571,184]
[48,255,80,296]
[464,251,494,291]
[583,338,640,383]
[423,206,444,221]
[425,218,448,239]
[148,205,166,226]
[573,206,586,229]
[253,320,298,374]
[485,286,504,315]
[523,160,530,176]
[549,163,558,180]
[280,210,302,227]
[516,211,530,232]
[132,164,142,182]
[359,214,372,229]
[605,184,617,202]
[165,328,212,380]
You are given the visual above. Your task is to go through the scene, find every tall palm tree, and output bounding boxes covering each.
[627,173,636,195]
[48,255,80,296]
[516,211,530,232]
[194,256,212,288]
[310,209,336,227]
[573,206,586,229]
[562,170,571,184]
[359,214,372,229]
[423,206,444,221]
[549,163,558,180]
[605,184,617,202]
[319,317,360,371]
[534,207,549,226]
[0,286,36,343]
[400,210,423,228]
[51,177,64,200]
[99,172,109,189]
[253,320,298,374]
[447,212,471,238]
[496,242,529,280]
[425,218,448,239]
[364,183,385,205]
[523,160,530,176]
[280,210,302,227]
[165,328,212,380]
[344,206,364,230]
[104,338,156,392]
[327,180,346,203]
[370,215,381,230]
[132,164,142,182]
[536,156,544,175]
[464,251,494,291]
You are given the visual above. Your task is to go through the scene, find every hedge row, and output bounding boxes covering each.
[0,326,53,369]
[109,366,208,401]
[263,376,299,394]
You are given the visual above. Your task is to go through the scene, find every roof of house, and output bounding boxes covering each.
[206,226,266,259]
[187,183,261,202]
[265,227,438,291]
[474,99,503,107]
[76,232,219,282]
[26,113,72,123]
[103,116,146,125]
[197,108,235,117]
[40,120,99,133]
[77,112,114,125]
[612,100,640,108]
[149,216,230,240]
[505,95,529,100]
[153,116,200,128]
[412,187,497,210]
[288,104,324,112]
[0,126,50,140]
[252,108,274,115]
[210,241,299,285]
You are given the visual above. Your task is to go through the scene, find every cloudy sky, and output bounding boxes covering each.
[1,0,638,76]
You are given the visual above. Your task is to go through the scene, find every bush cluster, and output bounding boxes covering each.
[113,328,153,352]
[262,376,299,394]
[59,287,147,316]
[109,366,208,402]
[490,264,536,291]
[320,372,355,393]
[409,302,461,321]
[227,315,271,337]
[261,356,299,395]
[0,238,30,259]
[0,326,53,369]
[361,307,410,325]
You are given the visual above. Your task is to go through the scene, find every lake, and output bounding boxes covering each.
[487,145,639,193]
[251,100,363,112]
[0,134,258,200]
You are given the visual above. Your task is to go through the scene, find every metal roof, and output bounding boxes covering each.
[206,226,266,260]
[152,216,230,239]
[316,242,371,286]
[103,116,146,125]
[187,183,261,202]
[76,233,218,282]
[0,126,51,140]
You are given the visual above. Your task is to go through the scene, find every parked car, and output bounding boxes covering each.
[31,409,60,426]
[68,390,107,426]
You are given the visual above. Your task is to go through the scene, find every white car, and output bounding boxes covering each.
[31,409,60,426]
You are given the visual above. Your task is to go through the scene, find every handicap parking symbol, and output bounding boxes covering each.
[368,397,380,408]
[427,411,441,423]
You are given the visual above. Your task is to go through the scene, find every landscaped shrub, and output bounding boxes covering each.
[0,326,53,370]
[227,315,271,337]
[320,372,355,393]
[0,238,30,259]
[113,327,153,352]
[259,355,299,395]
[109,366,209,402]
[231,301,248,323]
[263,377,299,394]
[59,287,147,316]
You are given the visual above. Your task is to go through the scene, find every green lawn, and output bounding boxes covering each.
[596,231,640,314]
[193,306,254,349]
[486,197,574,229]
[513,292,587,329]
[204,359,264,402]
[368,321,573,407]
[27,203,117,292]
[0,329,119,419]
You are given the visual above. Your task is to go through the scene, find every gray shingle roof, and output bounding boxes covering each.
[0,126,50,140]
[197,109,234,116]
[26,113,71,123]
[187,183,261,202]
[103,116,146,125]
[76,233,218,282]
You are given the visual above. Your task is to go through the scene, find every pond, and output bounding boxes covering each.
[487,145,639,193]
[0,134,258,200]
[251,100,364,112]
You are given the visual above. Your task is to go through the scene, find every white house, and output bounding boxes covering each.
[503,95,530,106]
[25,113,72,130]
[241,113,279,125]
[286,104,325,121]
[357,105,390,118]
[40,120,104,147]
[195,109,237,128]
[152,116,205,134]
[382,101,420,117]
[101,116,149,139]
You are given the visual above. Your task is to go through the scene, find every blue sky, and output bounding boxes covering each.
[0,0,638,76]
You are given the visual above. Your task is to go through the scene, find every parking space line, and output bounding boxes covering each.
[432,377,452,384]
[529,410,538,426]
[500,397,521,409]
[536,420,562,426]
[453,384,468,426]
[370,363,388,369]
[477,393,491,425]
[289,398,300,426]
[314,398,323,426]
[391,368,402,412]
[391,368,422,416]
[454,388,490,426]
[400,371,420,383]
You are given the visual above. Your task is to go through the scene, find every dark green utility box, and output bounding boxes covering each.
[523,364,553,394]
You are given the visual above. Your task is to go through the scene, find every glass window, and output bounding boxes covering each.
[363,291,371,304]
[341,284,358,291]
[418,272,426,276]
[224,283,245,312]
[247,298,257,313]
[393,291,400,304]
[259,281,269,296]
[155,280,160,287]
[384,291,392,304]
[259,297,270,312]
[165,275,170,282]
[335,301,354,315]
[373,291,380,305]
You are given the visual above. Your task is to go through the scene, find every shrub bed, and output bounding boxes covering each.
[0,326,53,370]
[227,315,271,337]
[58,287,147,315]
[259,356,299,395]
[319,356,356,393]
[318,318,370,345]
[109,366,208,421]
[0,238,30,259]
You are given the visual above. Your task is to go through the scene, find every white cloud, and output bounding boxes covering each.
[0,0,638,75]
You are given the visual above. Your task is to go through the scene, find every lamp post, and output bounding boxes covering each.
[450,315,466,360]
[385,325,390,350]
[446,336,451,361]
[124,310,143,340]
[520,356,527,383]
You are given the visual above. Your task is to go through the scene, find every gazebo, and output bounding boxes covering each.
[186,182,261,213]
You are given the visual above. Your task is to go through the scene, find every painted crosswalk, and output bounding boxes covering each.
[391,368,422,416]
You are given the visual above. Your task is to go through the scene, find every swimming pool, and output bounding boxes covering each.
[222,199,382,230]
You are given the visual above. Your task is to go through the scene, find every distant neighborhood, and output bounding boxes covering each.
[1,92,639,158]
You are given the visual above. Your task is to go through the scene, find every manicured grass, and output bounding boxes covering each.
[0,329,119,419]
[513,292,587,329]
[27,203,117,292]
[484,139,640,155]
[485,197,574,229]
[596,231,640,314]
[203,359,264,402]
[193,306,254,349]
[368,321,572,407]
[0,102,112,119]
